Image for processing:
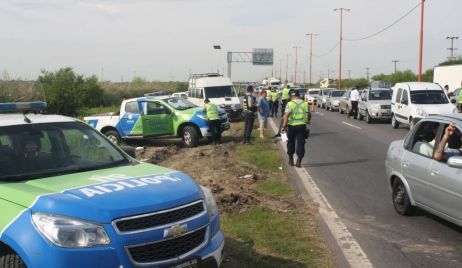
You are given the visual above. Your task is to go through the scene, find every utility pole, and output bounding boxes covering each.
[285,54,289,83]
[347,69,351,79]
[417,0,424,82]
[334,7,350,90]
[446,36,459,60]
[392,60,400,73]
[293,46,301,84]
[365,67,370,82]
[279,59,283,81]
[306,33,318,85]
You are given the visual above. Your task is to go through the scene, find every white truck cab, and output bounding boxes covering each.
[391,82,458,129]
[187,73,242,120]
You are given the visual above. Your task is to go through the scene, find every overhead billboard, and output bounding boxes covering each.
[252,48,273,65]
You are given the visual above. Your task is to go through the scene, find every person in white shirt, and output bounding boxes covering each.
[348,87,360,119]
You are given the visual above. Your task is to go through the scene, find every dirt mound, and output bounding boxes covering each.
[140,145,180,164]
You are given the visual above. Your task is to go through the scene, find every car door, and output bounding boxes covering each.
[401,121,440,205]
[359,90,367,115]
[426,124,462,221]
[119,101,143,137]
[397,89,411,124]
[141,101,174,137]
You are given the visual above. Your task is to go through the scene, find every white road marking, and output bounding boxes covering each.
[342,121,362,130]
[269,119,373,268]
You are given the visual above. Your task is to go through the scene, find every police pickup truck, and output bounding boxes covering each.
[0,102,224,268]
[84,96,230,147]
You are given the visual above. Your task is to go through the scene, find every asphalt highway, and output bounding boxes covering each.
[284,108,462,267]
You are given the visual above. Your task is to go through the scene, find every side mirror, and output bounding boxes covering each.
[448,156,462,169]
[121,145,136,158]
[451,99,456,104]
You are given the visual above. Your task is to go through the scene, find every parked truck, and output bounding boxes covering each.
[433,64,462,94]
[84,96,230,147]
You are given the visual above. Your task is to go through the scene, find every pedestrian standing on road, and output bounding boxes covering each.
[282,89,311,168]
[243,85,257,144]
[257,90,270,139]
[443,85,450,97]
[349,87,360,119]
[270,87,279,117]
[281,85,290,117]
[204,98,221,145]
[456,81,462,113]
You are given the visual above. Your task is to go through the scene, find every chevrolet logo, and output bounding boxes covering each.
[164,224,187,238]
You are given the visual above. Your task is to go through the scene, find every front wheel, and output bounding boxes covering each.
[391,115,399,129]
[392,179,415,216]
[366,112,372,124]
[358,113,364,121]
[339,107,344,114]
[0,253,26,268]
[182,126,199,147]
[104,130,121,144]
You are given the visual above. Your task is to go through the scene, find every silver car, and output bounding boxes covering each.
[358,88,392,123]
[325,90,344,111]
[385,115,462,226]
[317,88,335,109]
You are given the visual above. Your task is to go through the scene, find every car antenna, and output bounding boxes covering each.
[23,111,32,123]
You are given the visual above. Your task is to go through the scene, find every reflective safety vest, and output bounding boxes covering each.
[205,103,220,120]
[271,91,279,101]
[281,87,290,100]
[267,90,273,101]
[457,89,462,104]
[287,99,309,126]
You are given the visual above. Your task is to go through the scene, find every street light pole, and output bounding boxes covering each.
[446,36,459,60]
[334,8,350,90]
[306,33,318,86]
[417,0,424,82]
[293,46,301,84]
[285,54,289,83]
[392,60,400,73]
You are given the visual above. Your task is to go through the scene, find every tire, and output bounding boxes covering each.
[0,253,26,268]
[340,107,344,114]
[326,104,330,111]
[391,114,399,129]
[104,130,121,144]
[182,126,199,148]
[366,111,372,124]
[358,113,364,121]
[330,106,335,112]
[392,179,415,216]
[346,106,350,118]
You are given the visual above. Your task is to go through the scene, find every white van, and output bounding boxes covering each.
[188,73,242,120]
[391,82,457,129]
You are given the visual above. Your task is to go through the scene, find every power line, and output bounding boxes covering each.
[313,41,339,57]
[344,1,421,42]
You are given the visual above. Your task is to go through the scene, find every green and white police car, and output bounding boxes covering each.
[0,102,224,268]
[84,96,230,147]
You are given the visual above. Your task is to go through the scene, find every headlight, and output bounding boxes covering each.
[200,186,218,217]
[197,114,207,120]
[415,108,427,116]
[32,213,110,248]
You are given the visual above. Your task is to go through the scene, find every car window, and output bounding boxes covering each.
[369,90,392,100]
[401,90,409,104]
[395,88,403,103]
[410,121,440,158]
[146,102,170,115]
[125,101,140,114]
[437,124,462,162]
[410,90,449,104]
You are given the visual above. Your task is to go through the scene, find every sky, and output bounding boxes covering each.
[0,0,461,83]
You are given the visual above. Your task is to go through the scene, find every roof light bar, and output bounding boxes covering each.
[0,102,47,113]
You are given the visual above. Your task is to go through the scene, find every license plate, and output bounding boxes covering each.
[175,259,198,268]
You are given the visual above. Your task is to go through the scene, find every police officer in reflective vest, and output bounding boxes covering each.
[281,85,290,116]
[204,98,221,144]
[282,89,311,167]
[243,85,257,144]
[270,87,279,117]
[457,81,462,113]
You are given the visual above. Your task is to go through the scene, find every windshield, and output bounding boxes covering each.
[297,88,308,94]
[204,86,237,98]
[165,97,197,110]
[322,89,332,95]
[270,82,281,86]
[331,91,343,97]
[369,90,392,100]
[0,122,130,181]
[410,90,449,104]
[309,90,319,95]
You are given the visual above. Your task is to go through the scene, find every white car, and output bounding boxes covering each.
[391,82,458,129]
